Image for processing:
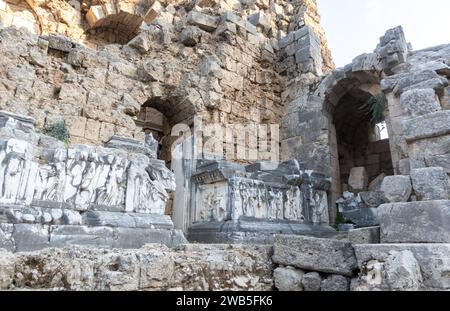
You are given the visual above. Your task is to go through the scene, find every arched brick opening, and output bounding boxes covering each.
[83,1,155,44]
[135,94,199,231]
[320,67,395,219]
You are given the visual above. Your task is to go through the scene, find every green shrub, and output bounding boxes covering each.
[43,121,70,145]
[359,92,388,124]
[333,212,347,230]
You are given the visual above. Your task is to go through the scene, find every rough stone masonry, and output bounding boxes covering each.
[0,0,450,291]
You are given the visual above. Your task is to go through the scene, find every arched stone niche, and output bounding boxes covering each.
[84,0,156,44]
[281,53,397,223]
[135,94,200,233]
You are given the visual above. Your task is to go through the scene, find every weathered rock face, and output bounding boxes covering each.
[273,267,304,291]
[0,244,274,291]
[380,175,412,203]
[410,167,450,201]
[0,0,335,149]
[321,275,350,292]
[378,200,450,243]
[354,244,450,291]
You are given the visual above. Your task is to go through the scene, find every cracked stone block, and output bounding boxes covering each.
[378,200,450,243]
[348,167,368,192]
[321,275,350,291]
[187,11,219,32]
[400,88,441,117]
[13,224,49,252]
[411,167,450,200]
[273,235,357,276]
[380,175,412,203]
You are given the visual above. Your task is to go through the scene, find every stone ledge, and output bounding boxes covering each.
[272,235,357,277]
[403,110,450,142]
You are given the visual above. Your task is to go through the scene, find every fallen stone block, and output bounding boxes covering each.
[273,235,357,276]
[180,26,202,47]
[348,226,380,244]
[411,167,450,200]
[359,191,387,208]
[354,244,450,290]
[187,11,219,32]
[342,208,380,227]
[380,175,412,203]
[378,200,450,243]
[348,167,368,192]
[301,272,322,292]
[273,267,304,291]
[42,34,75,52]
[86,5,105,27]
[321,275,350,292]
[368,173,386,191]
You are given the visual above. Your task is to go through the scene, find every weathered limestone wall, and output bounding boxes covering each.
[0,0,333,150]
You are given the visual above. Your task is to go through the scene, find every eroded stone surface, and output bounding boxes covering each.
[354,244,450,290]
[0,244,273,291]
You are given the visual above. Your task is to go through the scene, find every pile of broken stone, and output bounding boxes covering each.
[271,163,450,291]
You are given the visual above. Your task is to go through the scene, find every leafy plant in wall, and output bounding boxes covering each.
[43,121,70,146]
[359,92,388,124]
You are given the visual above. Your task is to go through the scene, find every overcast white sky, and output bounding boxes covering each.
[317,0,450,67]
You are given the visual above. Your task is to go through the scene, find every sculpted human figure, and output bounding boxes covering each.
[52,149,67,201]
[125,159,144,212]
[0,146,7,197]
[145,133,158,159]
[75,153,99,210]
[35,164,56,201]
[2,152,24,203]
[64,150,87,203]
[96,155,127,206]
[35,149,67,202]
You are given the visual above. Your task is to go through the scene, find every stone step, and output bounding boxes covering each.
[378,200,450,243]
[1,223,186,252]
[82,210,174,230]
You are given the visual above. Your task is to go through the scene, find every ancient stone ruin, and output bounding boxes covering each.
[0,0,449,291]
